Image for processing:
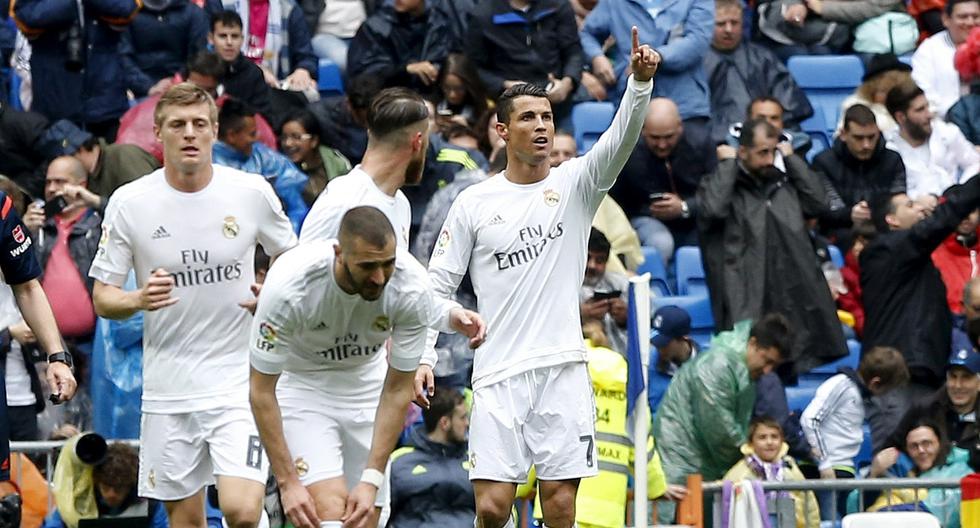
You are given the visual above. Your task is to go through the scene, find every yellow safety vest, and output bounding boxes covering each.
[517,341,668,528]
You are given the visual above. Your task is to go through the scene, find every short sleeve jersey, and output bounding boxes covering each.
[89,166,297,413]
[0,193,41,285]
[249,240,431,407]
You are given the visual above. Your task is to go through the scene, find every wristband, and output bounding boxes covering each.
[360,468,384,489]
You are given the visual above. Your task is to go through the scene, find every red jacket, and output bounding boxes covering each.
[839,251,865,337]
[932,231,980,314]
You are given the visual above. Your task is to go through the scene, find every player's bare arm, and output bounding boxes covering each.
[13,279,76,401]
[249,368,320,528]
[343,367,415,528]
[92,268,179,320]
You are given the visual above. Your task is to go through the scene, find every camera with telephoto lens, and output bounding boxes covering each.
[64,21,85,72]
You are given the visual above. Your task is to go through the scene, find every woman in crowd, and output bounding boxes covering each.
[836,53,913,136]
[435,54,489,129]
[279,110,352,205]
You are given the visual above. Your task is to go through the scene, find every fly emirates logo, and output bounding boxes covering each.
[493,222,564,271]
[317,333,384,362]
[170,249,244,288]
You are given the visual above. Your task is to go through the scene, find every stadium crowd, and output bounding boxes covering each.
[0,0,976,526]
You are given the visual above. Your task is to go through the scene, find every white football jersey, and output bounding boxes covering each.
[249,240,431,407]
[89,166,297,413]
[428,76,653,390]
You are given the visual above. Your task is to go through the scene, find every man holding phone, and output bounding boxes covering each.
[581,228,629,354]
[21,156,103,347]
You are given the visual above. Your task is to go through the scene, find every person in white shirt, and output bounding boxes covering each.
[911,0,980,119]
[299,88,445,408]
[885,81,980,206]
[250,206,484,528]
[425,28,659,528]
[89,83,298,528]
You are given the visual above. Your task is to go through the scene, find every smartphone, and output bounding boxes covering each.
[44,195,68,217]
[591,290,622,301]
[649,192,669,202]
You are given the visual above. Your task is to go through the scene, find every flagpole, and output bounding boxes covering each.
[629,274,652,527]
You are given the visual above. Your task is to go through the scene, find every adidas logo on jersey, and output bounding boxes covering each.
[151,226,171,240]
[488,214,505,226]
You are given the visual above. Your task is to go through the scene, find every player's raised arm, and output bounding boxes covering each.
[578,26,658,192]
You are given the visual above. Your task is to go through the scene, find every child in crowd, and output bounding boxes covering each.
[723,416,820,528]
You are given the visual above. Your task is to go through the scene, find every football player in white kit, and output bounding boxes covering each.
[90,83,297,528]
[425,28,659,528]
[298,88,440,407]
[249,206,485,528]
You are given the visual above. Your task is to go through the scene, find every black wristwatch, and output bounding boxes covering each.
[47,351,73,370]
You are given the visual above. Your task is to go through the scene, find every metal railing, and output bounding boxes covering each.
[701,478,963,528]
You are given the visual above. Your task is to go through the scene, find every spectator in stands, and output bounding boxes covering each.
[20,157,101,353]
[837,53,912,137]
[119,0,210,98]
[654,314,793,522]
[40,121,160,207]
[388,387,474,526]
[648,306,696,416]
[965,275,980,336]
[722,416,820,528]
[933,208,980,315]
[45,436,167,528]
[949,27,980,145]
[838,221,876,338]
[801,346,908,489]
[580,228,628,355]
[431,0,473,52]
[0,102,49,199]
[610,98,716,262]
[719,97,812,163]
[910,0,951,37]
[475,110,506,168]
[857,414,972,526]
[222,0,318,91]
[862,174,980,446]
[467,0,583,113]
[301,0,374,70]
[552,131,644,274]
[347,0,450,93]
[754,0,850,60]
[12,0,140,141]
[913,0,980,119]
[213,98,309,231]
[704,0,813,145]
[309,74,385,164]
[886,81,980,204]
[280,110,352,205]
[698,118,846,375]
[434,54,488,130]
[816,104,907,244]
[581,0,712,139]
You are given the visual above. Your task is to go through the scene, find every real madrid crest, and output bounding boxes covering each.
[223,216,240,239]
[295,457,309,477]
[543,189,560,207]
[372,315,391,332]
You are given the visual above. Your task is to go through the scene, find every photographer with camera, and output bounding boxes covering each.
[12,0,142,141]
[22,156,102,352]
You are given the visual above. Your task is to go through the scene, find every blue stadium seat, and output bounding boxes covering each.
[828,244,845,268]
[787,55,864,136]
[571,102,615,154]
[805,339,860,378]
[855,425,873,468]
[898,54,913,66]
[650,294,715,350]
[637,246,672,296]
[800,105,831,163]
[674,246,707,297]
[785,384,818,414]
[317,59,344,96]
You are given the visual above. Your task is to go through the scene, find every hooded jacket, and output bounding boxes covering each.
[697,156,847,374]
[932,230,980,315]
[388,425,474,527]
[119,0,209,97]
[861,175,980,386]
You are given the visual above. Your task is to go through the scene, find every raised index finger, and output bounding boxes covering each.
[631,26,640,55]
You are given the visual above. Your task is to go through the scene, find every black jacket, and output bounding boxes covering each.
[861,176,980,386]
[698,156,846,374]
[35,208,102,295]
[466,0,583,95]
[222,55,278,127]
[347,4,449,92]
[388,425,474,527]
[815,136,906,233]
[0,102,48,198]
[309,95,367,164]
[609,133,717,236]
[704,42,813,145]
[119,0,209,97]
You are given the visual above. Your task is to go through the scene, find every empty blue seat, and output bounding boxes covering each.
[787,55,864,137]
[828,244,845,268]
[785,384,818,414]
[571,102,615,154]
[637,246,672,296]
[674,246,707,297]
[800,105,831,162]
[317,59,344,96]
[855,425,873,468]
[804,339,860,378]
[651,294,714,330]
